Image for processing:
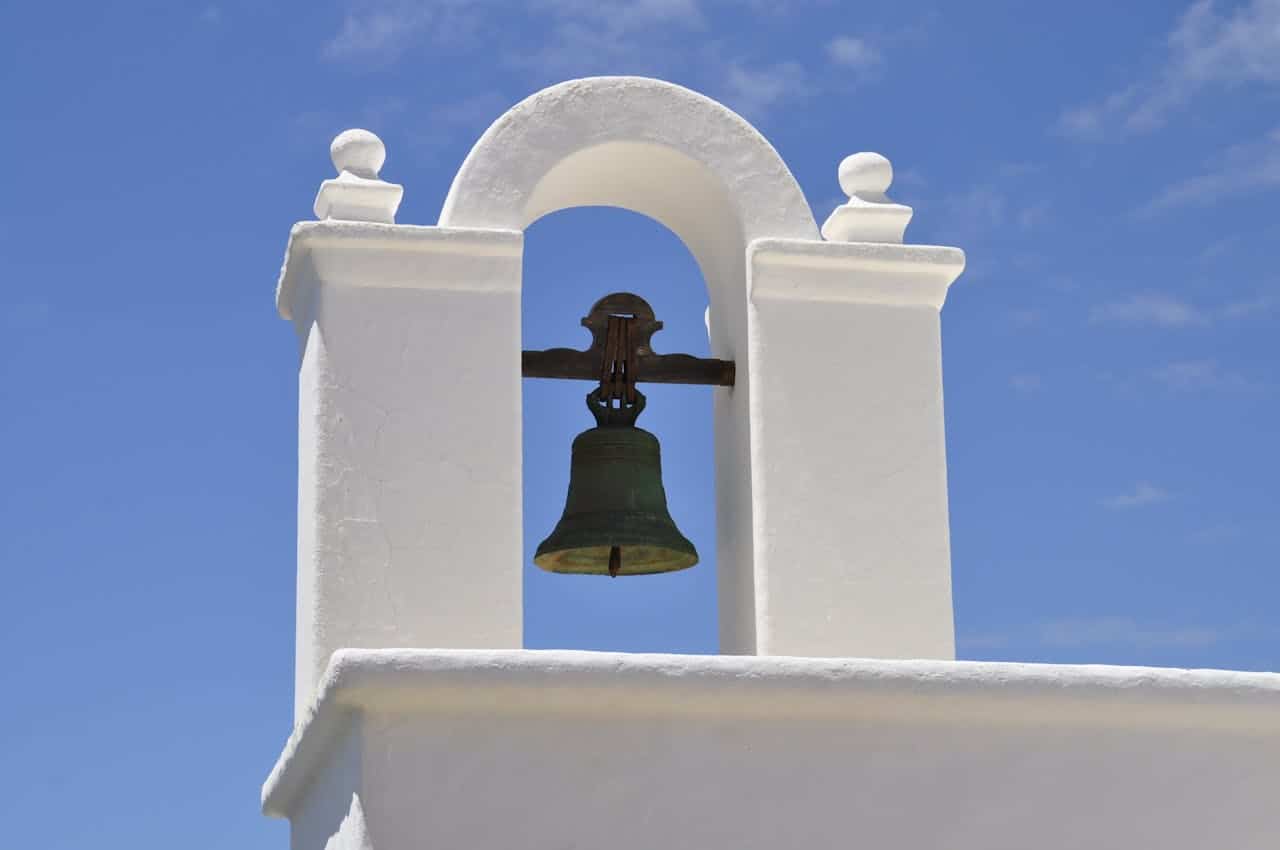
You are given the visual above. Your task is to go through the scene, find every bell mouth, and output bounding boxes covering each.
[534,543,698,576]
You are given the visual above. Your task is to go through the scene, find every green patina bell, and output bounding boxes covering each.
[535,388,698,577]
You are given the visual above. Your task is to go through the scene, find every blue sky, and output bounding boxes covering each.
[3,1,1279,847]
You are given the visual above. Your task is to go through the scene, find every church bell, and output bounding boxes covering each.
[534,388,698,577]
[525,293,734,577]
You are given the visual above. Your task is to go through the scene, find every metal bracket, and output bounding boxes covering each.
[521,293,736,388]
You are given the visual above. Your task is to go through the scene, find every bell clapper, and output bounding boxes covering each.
[608,546,622,578]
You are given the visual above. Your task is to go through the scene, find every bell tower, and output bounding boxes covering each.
[262,75,1280,850]
[276,77,964,719]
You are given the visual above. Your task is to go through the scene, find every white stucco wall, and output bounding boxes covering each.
[280,223,526,718]
[265,650,1280,850]
[747,239,963,658]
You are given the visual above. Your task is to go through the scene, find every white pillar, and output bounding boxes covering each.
[746,153,964,659]
[278,131,525,718]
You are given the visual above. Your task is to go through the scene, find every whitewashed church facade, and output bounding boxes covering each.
[262,77,1280,849]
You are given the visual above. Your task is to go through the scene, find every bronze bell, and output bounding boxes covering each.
[535,388,698,577]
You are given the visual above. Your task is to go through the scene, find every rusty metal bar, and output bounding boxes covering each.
[522,348,735,386]
[521,292,735,388]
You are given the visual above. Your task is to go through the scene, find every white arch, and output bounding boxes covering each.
[438,76,818,338]
[439,77,818,653]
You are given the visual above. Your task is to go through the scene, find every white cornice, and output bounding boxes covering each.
[263,648,1280,818]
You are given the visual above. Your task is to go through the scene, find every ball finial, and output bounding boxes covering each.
[330,129,386,179]
[822,151,912,243]
[314,128,402,223]
[838,152,893,198]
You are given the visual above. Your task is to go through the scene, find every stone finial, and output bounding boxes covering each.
[313,129,404,224]
[821,152,913,244]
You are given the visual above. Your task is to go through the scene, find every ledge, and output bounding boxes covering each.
[748,237,965,308]
[275,221,524,320]
[262,648,1280,818]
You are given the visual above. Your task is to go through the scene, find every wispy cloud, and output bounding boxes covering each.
[826,35,882,70]
[322,0,704,67]
[1151,359,1260,392]
[1037,616,1220,649]
[1103,358,1267,395]
[1188,522,1242,544]
[321,0,701,72]
[321,2,912,124]
[540,0,705,30]
[1102,482,1172,510]
[929,162,1049,247]
[962,616,1249,653]
[1138,126,1280,214]
[1057,0,1280,140]
[510,0,706,78]
[1015,200,1051,230]
[1090,293,1208,327]
[1090,290,1277,327]
[1009,308,1042,327]
[323,0,480,64]
[1221,293,1280,318]
[719,61,810,121]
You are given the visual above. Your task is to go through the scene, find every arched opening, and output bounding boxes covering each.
[439,76,819,654]
[521,207,718,653]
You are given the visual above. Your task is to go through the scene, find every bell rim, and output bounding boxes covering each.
[533,542,698,576]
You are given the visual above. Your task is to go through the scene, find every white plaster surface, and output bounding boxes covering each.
[265,649,1280,850]
[822,151,914,243]
[746,238,964,658]
[313,130,403,224]
[279,221,525,718]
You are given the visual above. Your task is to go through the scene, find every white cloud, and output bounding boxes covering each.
[1016,200,1050,230]
[1092,288,1278,328]
[1151,359,1259,391]
[1188,522,1242,543]
[963,616,1257,654]
[1221,293,1280,318]
[512,0,706,77]
[1198,233,1244,260]
[1101,482,1172,510]
[539,0,704,30]
[957,632,1012,650]
[1037,616,1219,649]
[429,91,513,128]
[323,1,476,64]
[1089,293,1207,327]
[719,61,809,121]
[929,162,1048,244]
[319,2,931,130]
[826,36,882,69]
[934,185,1008,242]
[323,0,705,68]
[1058,0,1280,140]
[1009,308,1042,327]
[322,0,824,122]
[1139,126,1280,214]
[893,167,927,187]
